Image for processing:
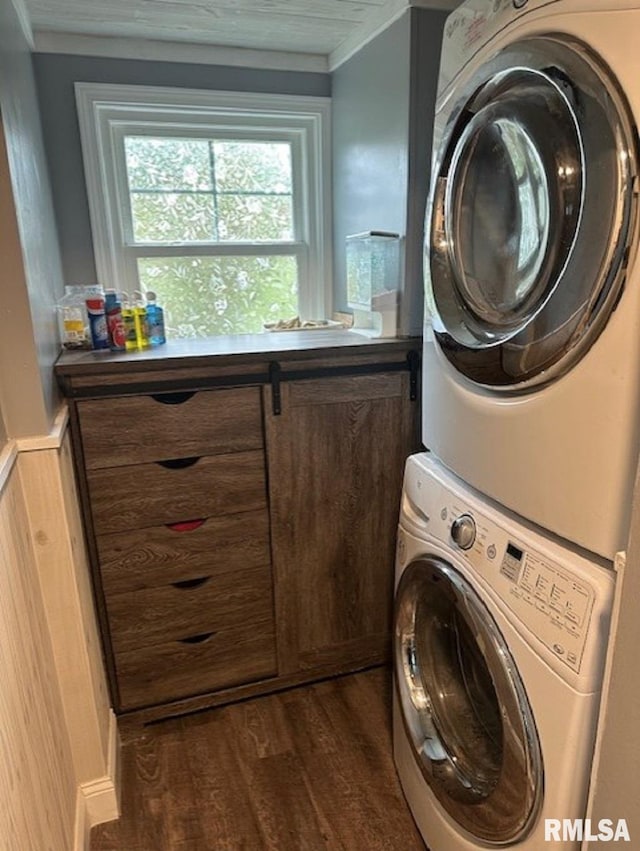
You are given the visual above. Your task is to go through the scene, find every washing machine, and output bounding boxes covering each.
[394,453,615,850]
[422,0,640,560]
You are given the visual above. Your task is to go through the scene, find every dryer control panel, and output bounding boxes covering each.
[401,456,615,680]
[438,0,561,96]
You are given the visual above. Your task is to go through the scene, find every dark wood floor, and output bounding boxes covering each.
[91,667,426,850]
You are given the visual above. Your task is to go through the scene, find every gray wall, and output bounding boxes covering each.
[32,53,331,286]
[332,13,411,322]
[404,8,447,336]
[0,1,65,437]
[332,8,446,336]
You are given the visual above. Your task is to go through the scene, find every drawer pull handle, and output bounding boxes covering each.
[150,392,196,405]
[157,456,201,470]
[171,576,211,590]
[166,519,206,532]
[179,632,216,645]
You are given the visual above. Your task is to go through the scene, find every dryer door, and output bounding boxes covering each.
[426,35,638,390]
[394,557,543,845]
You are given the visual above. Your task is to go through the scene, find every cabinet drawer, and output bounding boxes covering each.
[88,451,266,534]
[97,510,271,595]
[115,619,277,710]
[106,561,274,653]
[78,387,263,469]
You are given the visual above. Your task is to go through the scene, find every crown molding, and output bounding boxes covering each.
[32,31,329,74]
[329,0,457,71]
[10,0,34,49]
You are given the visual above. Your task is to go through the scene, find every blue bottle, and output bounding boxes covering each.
[145,290,166,346]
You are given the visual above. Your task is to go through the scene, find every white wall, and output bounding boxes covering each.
[586,475,640,845]
[0,446,75,850]
[0,423,118,851]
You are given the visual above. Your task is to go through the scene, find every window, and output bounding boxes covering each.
[75,84,331,338]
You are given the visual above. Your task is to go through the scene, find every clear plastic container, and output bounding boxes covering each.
[56,285,91,350]
[346,231,400,311]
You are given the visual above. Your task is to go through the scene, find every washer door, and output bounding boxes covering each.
[426,35,638,390]
[394,558,543,846]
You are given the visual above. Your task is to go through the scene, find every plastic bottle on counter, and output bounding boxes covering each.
[145,290,166,346]
[120,293,138,352]
[132,290,150,349]
[104,290,126,352]
[85,289,110,350]
[57,285,91,350]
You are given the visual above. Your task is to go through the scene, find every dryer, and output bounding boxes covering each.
[394,453,615,850]
[422,0,640,560]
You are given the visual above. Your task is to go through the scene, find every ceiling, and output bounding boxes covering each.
[21,0,458,71]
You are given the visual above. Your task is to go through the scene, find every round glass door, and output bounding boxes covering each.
[394,558,543,845]
[444,69,581,335]
[427,36,638,389]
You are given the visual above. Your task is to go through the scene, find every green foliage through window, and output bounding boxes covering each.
[125,137,294,244]
[137,256,298,338]
[122,135,300,337]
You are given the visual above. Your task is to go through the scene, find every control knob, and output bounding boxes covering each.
[451,514,476,550]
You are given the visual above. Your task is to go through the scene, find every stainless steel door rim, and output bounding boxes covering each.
[426,35,638,391]
[394,557,543,845]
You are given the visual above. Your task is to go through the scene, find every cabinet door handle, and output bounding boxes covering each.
[269,361,282,415]
[165,519,206,532]
[407,349,419,401]
[179,632,216,645]
[150,392,196,405]
[156,456,201,470]
[171,576,211,590]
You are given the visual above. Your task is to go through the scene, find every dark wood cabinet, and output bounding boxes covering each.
[56,335,419,722]
[265,372,415,676]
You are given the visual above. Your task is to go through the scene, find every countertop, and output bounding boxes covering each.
[55,330,420,378]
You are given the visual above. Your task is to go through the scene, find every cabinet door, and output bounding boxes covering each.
[265,372,417,675]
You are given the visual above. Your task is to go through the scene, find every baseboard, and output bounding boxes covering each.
[73,711,120,851]
[73,787,90,851]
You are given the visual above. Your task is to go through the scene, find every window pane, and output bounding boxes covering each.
[125,137,212,191]
[137,255,298,337]
[131,193,216,242]
[218,195,293,241]
[214,141,292,193]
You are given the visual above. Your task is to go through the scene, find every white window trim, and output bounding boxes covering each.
[75,82,332,321]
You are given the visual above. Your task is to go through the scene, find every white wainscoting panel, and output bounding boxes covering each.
[0,458,76,850]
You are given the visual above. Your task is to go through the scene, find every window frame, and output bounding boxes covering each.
[75,83,332,325]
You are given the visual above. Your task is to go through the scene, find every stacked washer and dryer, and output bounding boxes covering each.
[393,1,640,848]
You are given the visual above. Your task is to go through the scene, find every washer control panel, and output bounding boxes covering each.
[496,540,594,673]
[402,474,600,675]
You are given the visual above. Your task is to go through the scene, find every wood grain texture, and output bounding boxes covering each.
[90,668,426,851]
[88,450,267,534]
[0,460,76,851]
[106,560,275,652]
[18,437,114,792]
[55,335,418,387]
[265,373,416,675]
[97,509,271,594]
[28,0,387,55]
[115,655,391,727]
[115,618,278,710]
[78,387,263,469]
